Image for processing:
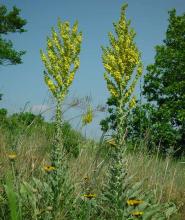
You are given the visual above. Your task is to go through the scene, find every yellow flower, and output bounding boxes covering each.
[83,193,96,199]
[109,54,115,62]
[125,92,129,98]
[47,39,53,49]
[115,45,120,51]
[74,59,80,69]
[64,63,70,71]
[129,97,136,109]
[131,211,144,217]
[8,153,17,161]
[114,71,122,83]
[125,75,130,81]
[66,72,75,86]
[41,52,47,63]
[82,107,93,125]
[104,63,112,72]
[83,176,90,182]
[107,81,119,98]
[46,79,57,93]
[127,199,143,206]
[43,165,56,173]
[55,75,63,87]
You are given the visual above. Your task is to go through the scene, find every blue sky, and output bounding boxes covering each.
[1,0,185,138]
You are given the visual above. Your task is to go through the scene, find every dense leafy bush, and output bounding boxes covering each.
[0,108,84,158]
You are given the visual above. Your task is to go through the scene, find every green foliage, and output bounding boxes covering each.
[0,4,27,65]
[127,104,182,155]
[99,164,177,219]
[4,171,21,220]
[100,96,118,133]
[142,9,185,157]
[62,122,84,158]
[0,108,83,157]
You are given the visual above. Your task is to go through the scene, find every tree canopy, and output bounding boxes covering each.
[0,4,27,65]
[143,9,185,156]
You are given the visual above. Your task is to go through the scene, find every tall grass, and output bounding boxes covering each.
[0,126,184,219]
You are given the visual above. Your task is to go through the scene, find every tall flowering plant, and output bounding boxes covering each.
[102,4,142,145]
[100,5,177,220]
[40,19,82,162]
[100,4,143,218]
[40,19,82,216]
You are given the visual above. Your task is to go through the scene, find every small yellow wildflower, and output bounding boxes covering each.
[129,97,136,109]
[55,75,63,87]
[127,199,143,206]
[43,165,56,173]
[74,59,80,69]
[66,72,75,86]
[82,107,93,125]
[83,193,96,199]
[83,176,90,182]
[8,153,17,161]
[131,211,144,217]
[104,63,112,72]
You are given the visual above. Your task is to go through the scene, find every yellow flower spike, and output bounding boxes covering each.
[131,211,144,217]
[102,6,143,102]
[40,19,82,101]
[83,193,96,199]
[8,153,17,161]
[43,165,56,173]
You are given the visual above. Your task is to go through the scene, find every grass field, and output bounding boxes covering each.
[0,123,184,219]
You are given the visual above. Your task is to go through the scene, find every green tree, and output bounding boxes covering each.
[143,9,185,156]
[0,4,27,65]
